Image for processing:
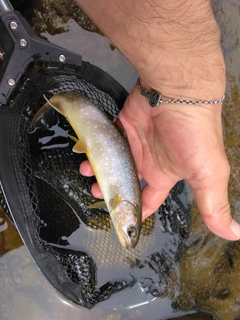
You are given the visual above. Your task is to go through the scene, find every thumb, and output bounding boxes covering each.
[190,159,240,240]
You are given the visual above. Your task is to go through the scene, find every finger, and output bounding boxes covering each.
[190,160,240,240]
[141,182,174,221]
[91,182,103,199]
[79,160,94,177]
[79,161,103,198]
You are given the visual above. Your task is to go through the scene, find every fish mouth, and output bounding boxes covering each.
[117,225,140,249]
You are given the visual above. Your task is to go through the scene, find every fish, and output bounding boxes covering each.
[31,91,142,249]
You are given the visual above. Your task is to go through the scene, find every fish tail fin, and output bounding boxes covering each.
[30,94,65,133]
[30,99,56,132]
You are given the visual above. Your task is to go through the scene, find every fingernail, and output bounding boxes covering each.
[231,219,240,238]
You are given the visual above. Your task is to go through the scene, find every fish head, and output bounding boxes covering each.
[110,200,142,249]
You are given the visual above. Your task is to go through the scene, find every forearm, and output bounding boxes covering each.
[75,0,226,99]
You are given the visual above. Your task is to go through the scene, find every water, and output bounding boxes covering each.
[0,0,240,319]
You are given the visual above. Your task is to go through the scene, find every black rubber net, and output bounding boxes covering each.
[0,63,191,309]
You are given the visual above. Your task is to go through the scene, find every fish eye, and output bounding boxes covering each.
[127,226,138,239]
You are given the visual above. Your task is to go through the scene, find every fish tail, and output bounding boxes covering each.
[30,98,57,132]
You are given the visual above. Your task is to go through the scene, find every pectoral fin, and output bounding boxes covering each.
[88,201,107,209]
[109,195,122,209]
[68,134,88,153]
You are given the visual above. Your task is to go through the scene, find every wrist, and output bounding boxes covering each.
[138,48,226,102]
[137,78,225,108]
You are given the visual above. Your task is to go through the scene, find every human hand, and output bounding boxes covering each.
[80,84,240,241]
[76,0,240,240]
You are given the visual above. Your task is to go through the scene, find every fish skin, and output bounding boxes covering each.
[32,91,142,249]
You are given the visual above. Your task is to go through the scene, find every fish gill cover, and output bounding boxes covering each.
[0,65,191,308]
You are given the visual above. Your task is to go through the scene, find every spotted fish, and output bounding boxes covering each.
[31,91,142,249]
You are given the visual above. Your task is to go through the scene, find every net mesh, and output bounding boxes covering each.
[0,66,191,308]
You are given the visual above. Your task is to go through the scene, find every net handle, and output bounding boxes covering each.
[0,9,83,105]
[0,0,13,12]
